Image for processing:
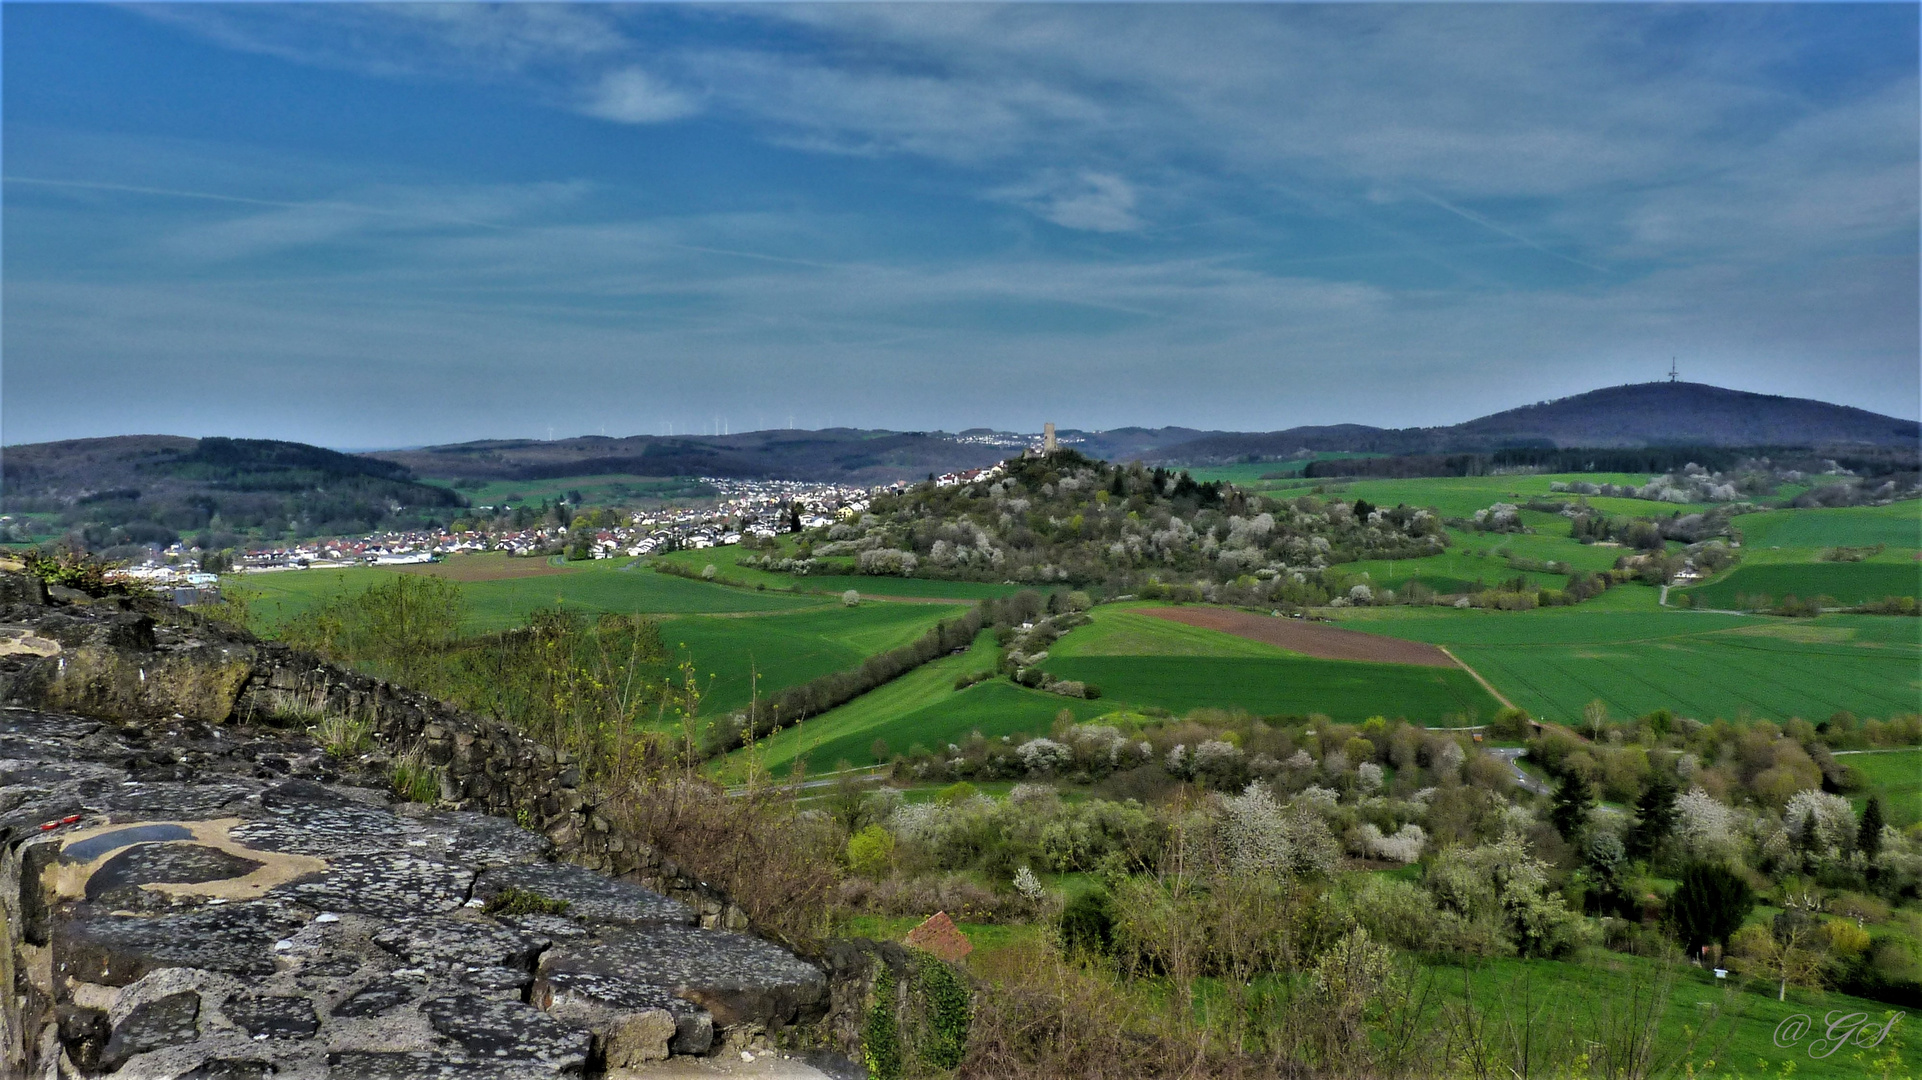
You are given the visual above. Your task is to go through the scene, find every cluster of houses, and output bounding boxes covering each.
[219,532,490,572]
[933,464,1007,489]
[590,478,866,559]
[950,427,1080,449]
[146,476,879,575]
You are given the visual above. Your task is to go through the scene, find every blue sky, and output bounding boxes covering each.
[4,3,1917,448]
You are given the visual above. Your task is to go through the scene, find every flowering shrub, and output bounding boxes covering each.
[1782,789,1856,858]
[1012,866,1046,901]
[1220,783,1341,877]
[1358,822,1426,863]
[1017,738,1073,776]
[1673,788,1737,860]
[1356,762,1385,793]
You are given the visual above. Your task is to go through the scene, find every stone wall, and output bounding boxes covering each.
[0,571,747,931]
[236,646,752,932]
[0,570,916,1072]
[0,568,875,1077]
[0,711,835,1077]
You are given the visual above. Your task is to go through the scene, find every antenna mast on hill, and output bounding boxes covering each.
[1668,357,1679,383]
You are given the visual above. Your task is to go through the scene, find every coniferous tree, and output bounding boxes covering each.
[1667,862,1755,956]
[1550,772,1594,845]
[1627,775,1679,862]
[1859,794,1886,861]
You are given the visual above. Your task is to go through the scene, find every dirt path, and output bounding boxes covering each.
[1137,607,1458,667]
[1437,646,1519,711]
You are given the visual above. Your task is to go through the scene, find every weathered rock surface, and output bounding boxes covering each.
[2,705,830,1077]
[0,571,846,1078]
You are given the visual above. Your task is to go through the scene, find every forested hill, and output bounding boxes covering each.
[374,381,1915,482]
[372,427,1238,487]
[0,435,464,553]
[750,450,1453,602]
[1157,381,1920,462]
[370,429,1015,486]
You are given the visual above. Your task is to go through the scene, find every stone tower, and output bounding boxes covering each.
[1043,422,1057,453]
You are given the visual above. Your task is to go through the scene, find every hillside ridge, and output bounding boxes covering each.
[1156,381,1920,462]
[6,382,1914,506]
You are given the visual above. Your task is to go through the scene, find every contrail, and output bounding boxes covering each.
[5,174,864,270]
[3,174,513,230]
[1408,186,1612,275]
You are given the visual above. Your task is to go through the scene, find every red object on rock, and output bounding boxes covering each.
[903,911,973,963]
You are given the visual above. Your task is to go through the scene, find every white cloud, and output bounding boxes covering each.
[991,171,1142,232]
[16,5,1914,442]
[582,67,698,124]
[134,4,628,78]
[145,181,590,262]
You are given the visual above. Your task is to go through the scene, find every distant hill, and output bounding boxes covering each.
[8,382,1914,551]
[374,426,1236,487]
[1,436,463,553]
[1154,382,1919,463]
[369,429,1022,487]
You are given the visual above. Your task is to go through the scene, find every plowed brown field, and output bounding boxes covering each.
[1139,607,1458,668]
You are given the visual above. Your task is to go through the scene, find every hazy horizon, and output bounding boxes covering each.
[5,4,1918,446]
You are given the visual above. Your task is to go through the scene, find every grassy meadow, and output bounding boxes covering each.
[1670,501,1920,610]
[1416,953,1915,1080]
[1335,606,1919,724]
[1044,604,1500,721]
[1037,599,1499,718]
[731,631,1111,775]
[834,909,1920,1080]
[1686,561,1920,609]
[1736,501,1922,550]
[1046,653,1499,721]
[227,555,824,632]
[1842,747,1922,826]
[653,543,1026,600]
[1326,473,1716,518]
[659,601,966,716]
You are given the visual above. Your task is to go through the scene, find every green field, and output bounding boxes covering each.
[738,632,1111,774]
[228,558,824,632]
[1049,608,1293,658]
[1318,473,1714,520]
[1045,654,1498,722]
[1418,953,1917,1080]
[1335,542,1586,596]
[1340,607,1919,724]
[1683,561,1922,609]
[1037,603,1502,722]
[659,602,966,716]
[652,546,1024,600]
[1736,501,1922,550]
[1842,748,1922,827]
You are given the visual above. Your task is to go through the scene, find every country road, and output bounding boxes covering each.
[1487,746,1551,795]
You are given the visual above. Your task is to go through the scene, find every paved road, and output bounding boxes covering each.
[1487,746,1551,795]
